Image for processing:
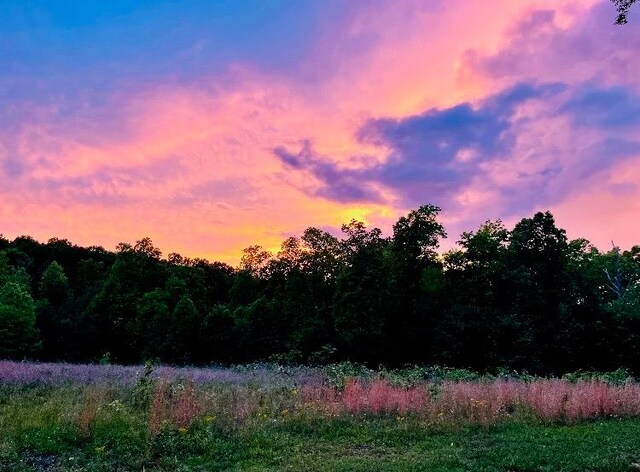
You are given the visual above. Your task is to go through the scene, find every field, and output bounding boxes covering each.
[1,362,640,471]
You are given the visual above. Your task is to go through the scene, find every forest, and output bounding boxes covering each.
[1,205,639,375]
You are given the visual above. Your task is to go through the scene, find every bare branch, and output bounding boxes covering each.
[612,0,638,24]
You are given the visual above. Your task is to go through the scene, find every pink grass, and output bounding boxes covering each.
[342,379,427,415]
[149,377,172,436]
[148,377,203,434]
[66,372,640,434]
[298,378,640,425]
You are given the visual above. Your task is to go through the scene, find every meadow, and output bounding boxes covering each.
[1,362,640,471]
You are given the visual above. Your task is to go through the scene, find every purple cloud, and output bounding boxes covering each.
[560,85,640,128]
[465,3,640,90]
[277,75,640,227]
[276,83,566,206]
[274,140,385,203]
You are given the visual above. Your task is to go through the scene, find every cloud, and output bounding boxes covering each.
[358,83,566,202]
[560,85,640,128]
[276,83,567,207]
[461,2,640,91]
[274,140,385,203]
[277,71,640,249]
[446,1,640,247]
[1,0,637,263]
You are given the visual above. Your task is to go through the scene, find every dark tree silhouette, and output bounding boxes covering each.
[0,207,638,373]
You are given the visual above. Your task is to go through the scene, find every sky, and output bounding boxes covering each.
[1,0,639,264]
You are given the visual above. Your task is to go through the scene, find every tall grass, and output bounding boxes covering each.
[301,378,640,425]
[2,361,640,439]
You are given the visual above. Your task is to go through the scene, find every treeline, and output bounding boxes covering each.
[0,205,639,374]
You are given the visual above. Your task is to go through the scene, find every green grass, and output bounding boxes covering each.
[1,380,640,471]
[176,419,640,472]
[2,409,640,470]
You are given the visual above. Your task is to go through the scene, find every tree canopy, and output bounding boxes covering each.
[0,207,638,375]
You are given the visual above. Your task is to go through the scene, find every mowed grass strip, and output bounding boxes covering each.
[223,418,640,472]
[2,409,640,471]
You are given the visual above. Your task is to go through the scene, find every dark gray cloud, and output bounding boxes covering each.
[356,83,565,204]
[274,140,385,203]
[276,77,640,225]
[275,83,566,207]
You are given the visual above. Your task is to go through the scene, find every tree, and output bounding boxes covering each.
[39,261,70,306]
[86,242,168,363]
[172,294,201,364]
[435,220,510,369]
[37,261,73,360]
[137,289,171,361]
[0,282,40,358]
[392,205,446,264]
[506,211,572,372]
[234,296,289,362]
[333,220,390,363]
[133,237,162,260]
[387,206,446,363]
[200,305,237,363]
[0,210,638,373]
[239,245,272,277]
[286,228,344,360]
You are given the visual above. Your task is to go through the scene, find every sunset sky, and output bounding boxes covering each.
[1,0,639,264]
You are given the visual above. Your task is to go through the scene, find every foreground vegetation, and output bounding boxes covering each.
[4,413,640,471]
[2,361,640,471]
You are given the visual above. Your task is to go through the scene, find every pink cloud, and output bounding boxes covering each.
[444,0,640,248]
[552,158,640,249]
[1,0,636,264]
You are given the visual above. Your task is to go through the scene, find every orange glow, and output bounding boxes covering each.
[0,0,627,265]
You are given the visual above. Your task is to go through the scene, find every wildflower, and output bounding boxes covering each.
[108,399,123,412]
[178,427,188,434]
